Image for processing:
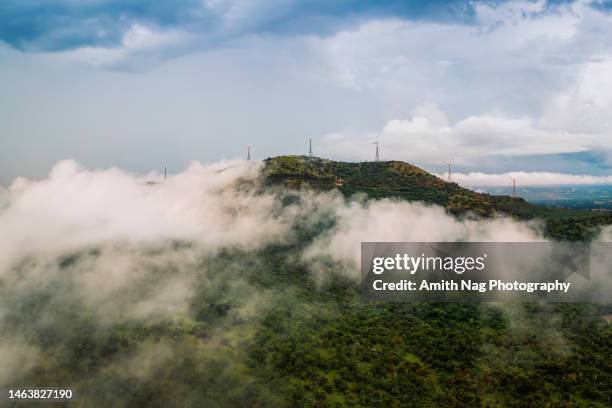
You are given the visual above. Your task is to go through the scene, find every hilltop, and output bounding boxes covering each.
[263,155,612,240]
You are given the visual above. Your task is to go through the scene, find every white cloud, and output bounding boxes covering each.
[305,2,612,168]
[304,198,543,280]
[316,43,612,165]
[319,103,594,164]
[306,1,589,97]
[540,58,612,135]
[446,171,612,187]
[0,159,289,272]
[56,24,196,68]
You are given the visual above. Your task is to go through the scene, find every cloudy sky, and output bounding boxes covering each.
[1,0,612,186]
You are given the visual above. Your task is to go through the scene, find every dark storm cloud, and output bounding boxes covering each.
[0,0,207,51]
[0,0,485,52]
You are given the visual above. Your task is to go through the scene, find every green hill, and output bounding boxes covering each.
[263,155,612,240]
[5,155,611,408]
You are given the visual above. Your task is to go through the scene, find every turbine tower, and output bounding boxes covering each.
[247,146,251,161]
[163,165,167,180]
[509,176,516,197]
[309,138,312,157]
[445,162,452,182]
[373,137,380,162]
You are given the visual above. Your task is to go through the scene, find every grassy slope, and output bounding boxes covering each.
[263,155,612,240]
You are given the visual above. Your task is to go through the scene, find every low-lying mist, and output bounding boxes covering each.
[0,160,610,406]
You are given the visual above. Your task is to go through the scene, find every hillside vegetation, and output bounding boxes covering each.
[263,155,612,240]
[3,156,611,408]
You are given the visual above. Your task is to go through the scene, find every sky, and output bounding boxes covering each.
[1,0,612,186]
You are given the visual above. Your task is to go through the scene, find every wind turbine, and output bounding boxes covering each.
[163,165,167,180]
[247,146,251,161]
[373,136,380,162]
[309,138,313,157]
[508,176,516,197]
[444,162,452,182]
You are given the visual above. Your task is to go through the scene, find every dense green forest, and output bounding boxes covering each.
[1,156,610,407]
